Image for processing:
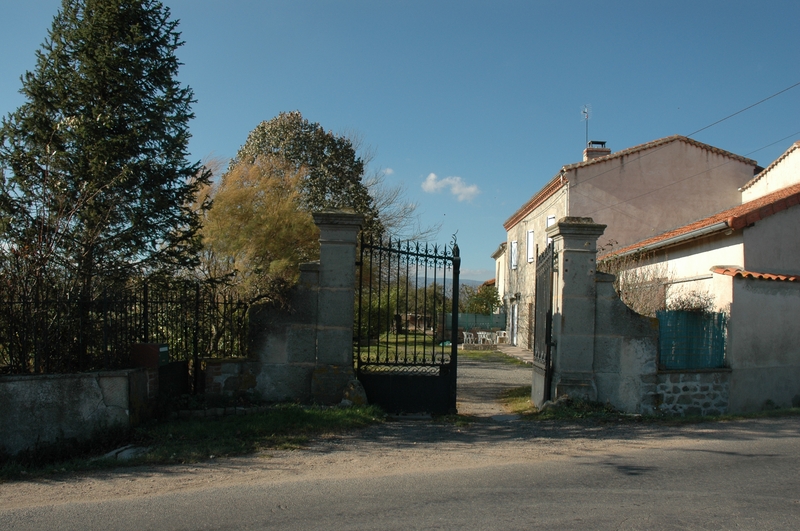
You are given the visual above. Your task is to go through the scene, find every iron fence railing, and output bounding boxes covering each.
[354,235,460,370]
[0,282,249,375]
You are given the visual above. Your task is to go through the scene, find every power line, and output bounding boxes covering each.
[579,130,800,220]
[570,80,800,189]
[686,81,800,138]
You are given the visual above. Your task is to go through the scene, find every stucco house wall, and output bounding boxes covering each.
[727,277,800,412]
[593,140,800,414]
[743,206,800,276]
[619,233,742,313]
[491,242,507,313]
[568,139,755,251]
[741,141,800,202]
[499,136,758,351]
[505,185,567,348]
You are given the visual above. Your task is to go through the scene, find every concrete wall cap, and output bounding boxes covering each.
[312,210,365,227]
[547,217,607,237]
[299,261,320,271]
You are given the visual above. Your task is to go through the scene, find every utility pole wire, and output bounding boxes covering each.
[687,81,800,138]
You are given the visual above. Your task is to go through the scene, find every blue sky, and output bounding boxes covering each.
[2,1,799,280]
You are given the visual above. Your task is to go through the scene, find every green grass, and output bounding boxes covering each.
[0,403,385,481]
[459,349,528,366]
[355,332,453,364]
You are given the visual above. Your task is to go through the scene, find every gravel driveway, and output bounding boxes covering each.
[456,355,531,418]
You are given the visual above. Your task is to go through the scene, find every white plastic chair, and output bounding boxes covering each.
[477,331,493,344]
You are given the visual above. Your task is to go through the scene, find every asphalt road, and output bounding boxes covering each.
[3,357,800,530]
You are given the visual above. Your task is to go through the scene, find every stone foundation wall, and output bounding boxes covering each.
[656,370,731,416]
[0,369,150,456]
[203,358,259,395]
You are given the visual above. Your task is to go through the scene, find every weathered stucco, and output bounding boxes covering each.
[743,207,800,277]
[741,142,800,202]
[568,140,752,251]
[0,369,148,456]
[728,277,800,412]
[505,186,567,349]
[593,273,659,414]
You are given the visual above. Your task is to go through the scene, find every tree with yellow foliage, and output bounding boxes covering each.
[198,155,318,302]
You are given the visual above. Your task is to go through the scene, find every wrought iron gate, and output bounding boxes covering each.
[533,242,556,402]
[354,235,460,415]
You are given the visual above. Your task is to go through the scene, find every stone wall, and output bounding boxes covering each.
[0,369,150,456]
[203,358,260,395]
[656,371,731,416]
[593,272,660,414]
[248,211,363,405]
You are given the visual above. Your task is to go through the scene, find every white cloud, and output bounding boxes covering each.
[384,168,394,175]
[421,173,480,202]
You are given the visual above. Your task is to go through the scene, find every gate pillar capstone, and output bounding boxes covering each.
[547,217,606,403]
[310,210,364,404]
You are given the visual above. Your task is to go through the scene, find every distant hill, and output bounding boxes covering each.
[425,278,486,290]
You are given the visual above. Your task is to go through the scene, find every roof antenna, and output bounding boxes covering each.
[581,104,591,147]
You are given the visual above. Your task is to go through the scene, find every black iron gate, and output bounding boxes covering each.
[533,242,556,402]
[354,235,460,415]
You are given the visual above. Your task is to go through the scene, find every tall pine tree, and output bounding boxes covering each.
[0,0,208,300]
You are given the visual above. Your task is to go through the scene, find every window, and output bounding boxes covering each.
[546,215,556,244]
[510,240,518,270]
[526,230,535,263]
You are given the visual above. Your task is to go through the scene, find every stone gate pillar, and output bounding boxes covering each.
[547,217,606,402]
[310,210,364,403]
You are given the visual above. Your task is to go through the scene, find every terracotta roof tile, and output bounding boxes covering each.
[503,173,565,230]
[601,182,800,258]
[711,266,800,282]
[563,135,758,172]
[740,140,800,191]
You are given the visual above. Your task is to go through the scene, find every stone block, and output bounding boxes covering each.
[342,379,368,405]
[256,364,314,403]
[553,375,597,402]
[286,326,317,364]
[317,288,356,328]
[316,328,354,365]
[311,364,355,405]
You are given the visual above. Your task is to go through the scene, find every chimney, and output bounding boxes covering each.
[583,140,610,161]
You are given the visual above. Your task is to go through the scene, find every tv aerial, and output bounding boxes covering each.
[581,104,591,147]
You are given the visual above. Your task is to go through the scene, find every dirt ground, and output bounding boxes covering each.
[0,356,755,511]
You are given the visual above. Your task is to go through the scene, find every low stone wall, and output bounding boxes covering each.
[203,358,259,395]
[592,273,660,414]
[0,369,152,456]
[655,370,731,416]
[460,343,498,351]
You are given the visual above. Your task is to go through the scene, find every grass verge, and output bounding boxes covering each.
[499,385,800,423]
[459,349,528,366]
[0,403,385,481]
